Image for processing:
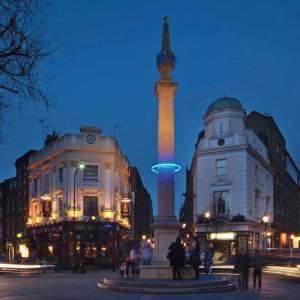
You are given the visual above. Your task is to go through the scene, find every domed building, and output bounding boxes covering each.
[184,96,274,258]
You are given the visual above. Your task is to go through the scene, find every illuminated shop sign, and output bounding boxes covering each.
[121,202,130,217]
[42,201,51,218]
[210,232,235,240]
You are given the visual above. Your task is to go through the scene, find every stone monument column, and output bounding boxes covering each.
[150,17,181,265]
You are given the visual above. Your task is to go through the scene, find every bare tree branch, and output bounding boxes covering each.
[0,0,53,141]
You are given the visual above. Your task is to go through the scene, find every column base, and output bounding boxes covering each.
[139,265,195,280]
[151,220,180,264]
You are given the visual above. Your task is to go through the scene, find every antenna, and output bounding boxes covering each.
[38,117,47,144]
[113,124,123,138]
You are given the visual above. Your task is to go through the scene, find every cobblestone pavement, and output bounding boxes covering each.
[0,271,300,300]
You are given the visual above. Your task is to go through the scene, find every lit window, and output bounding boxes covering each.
[83,196,98,217]
[83,165,99,182]
[213,191,229,216]
[216,159,227,176]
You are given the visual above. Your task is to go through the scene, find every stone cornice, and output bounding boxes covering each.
[155,80,177,97]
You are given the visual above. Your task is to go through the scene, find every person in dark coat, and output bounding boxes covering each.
[190,242,201,280]
[167,237,185,280]
[252,249,263,288]
[204,249,213,275]
[236,248,251,290]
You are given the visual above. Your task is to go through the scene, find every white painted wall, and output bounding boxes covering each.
[193,105,273,227]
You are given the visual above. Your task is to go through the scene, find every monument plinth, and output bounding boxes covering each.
[140,17,181,278]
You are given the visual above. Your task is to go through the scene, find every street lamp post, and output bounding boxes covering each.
[73,163,85,261]
[204,211,211,248]
[262,215,269,254]
[290,234,295,258]
[204,211,211,220]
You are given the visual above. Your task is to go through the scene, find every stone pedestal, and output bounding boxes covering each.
[140,221,180,279]
[151,222,180,264]
[140,265,194,280]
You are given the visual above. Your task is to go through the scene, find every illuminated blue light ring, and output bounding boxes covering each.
[151,163,181,174]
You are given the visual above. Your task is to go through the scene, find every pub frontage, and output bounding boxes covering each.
[196,220,269,260]
[28,221,129,267]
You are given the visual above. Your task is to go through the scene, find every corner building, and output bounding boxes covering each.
[248,112,300,248]
[27,127,131,266]
[190,97,273,258]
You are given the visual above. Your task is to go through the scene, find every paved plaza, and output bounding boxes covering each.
[0,271,300,300]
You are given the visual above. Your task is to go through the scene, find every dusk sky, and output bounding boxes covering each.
[1,0,300,215]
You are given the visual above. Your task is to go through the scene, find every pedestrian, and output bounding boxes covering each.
[73,257,79,274]
[204,248,213,275]
[141,243,152,265]
[236,248,250,290]
[79,257,86,273]
[167,237,185,280]
[125,245,138,278]
[190,242,201,280]
[252,249,263,289]
[185,243,193,265]
[117,243,126,271]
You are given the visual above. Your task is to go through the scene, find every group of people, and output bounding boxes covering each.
[117,240,153,278]
[235,249,264,290]
[167,237,214,280]
[117,236,265,287]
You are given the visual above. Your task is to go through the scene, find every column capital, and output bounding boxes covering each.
[155,80,177,97]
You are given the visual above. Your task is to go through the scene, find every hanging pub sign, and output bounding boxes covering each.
[121,202,130,218]
[42,201,51,218]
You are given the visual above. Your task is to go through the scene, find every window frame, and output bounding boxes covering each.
[83,165,99,182]
[213,191,230,216]
[58,167,63,184]
[43,172,50,193]
[83,195,99,217]
[216,159,227,176]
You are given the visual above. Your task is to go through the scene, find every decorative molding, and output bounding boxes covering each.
[210,176,232,187]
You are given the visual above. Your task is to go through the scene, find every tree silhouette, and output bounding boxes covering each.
[0,0,53,139]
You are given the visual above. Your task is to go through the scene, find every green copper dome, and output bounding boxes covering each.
[206,96,243,115]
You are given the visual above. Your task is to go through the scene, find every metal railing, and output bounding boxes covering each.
[265,247,300,258]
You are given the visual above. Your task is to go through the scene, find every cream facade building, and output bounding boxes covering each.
[192,97,273,255]
[27,127,130,227]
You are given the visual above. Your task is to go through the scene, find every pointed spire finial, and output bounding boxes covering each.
[162,16,171,52]
[156,17,176,80]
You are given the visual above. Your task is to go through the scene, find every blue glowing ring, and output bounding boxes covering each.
[151,163,181,174]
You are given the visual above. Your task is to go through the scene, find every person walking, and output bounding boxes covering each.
[72,257,79,274]
[117,243,126,271]
[204,248,213,275]
[252,249,263,289]
[141,243,152,265]
[125,245,138,278]
[167,237,185,280]
[190,242,201,280]
[237,248,251,290]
